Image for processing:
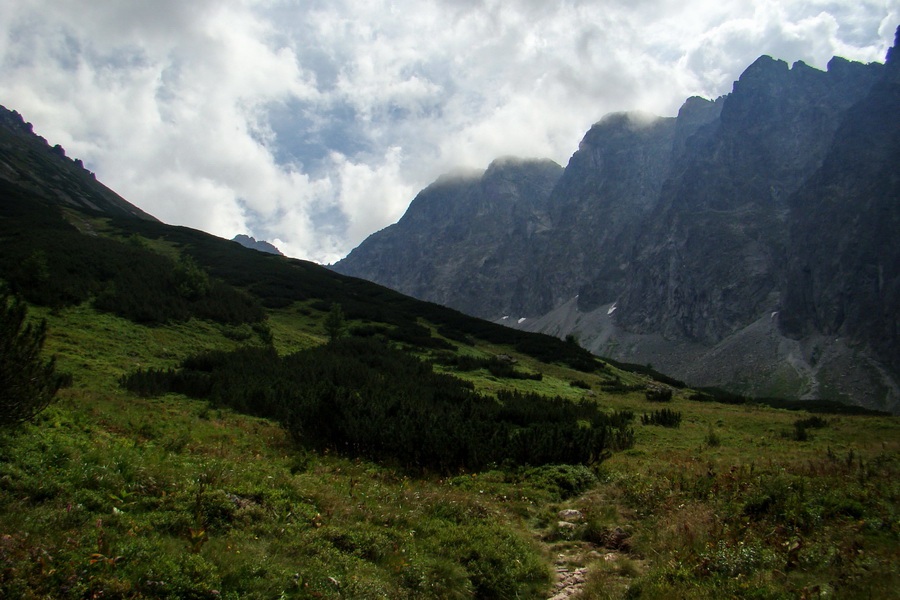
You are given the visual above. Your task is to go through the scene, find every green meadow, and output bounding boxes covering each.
[0,196,897,599]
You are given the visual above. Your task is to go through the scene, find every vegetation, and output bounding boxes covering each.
[120,338,634,472]
[644,384,674,403]
[0,191,897,599]
[640,408,682,428]
[322,303,347,341]
[0,191,264,326]
[0,287,65,426]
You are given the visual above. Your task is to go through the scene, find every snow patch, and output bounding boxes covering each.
[517,317,527,324]
[501,316,509,320]
[607,302,618,315]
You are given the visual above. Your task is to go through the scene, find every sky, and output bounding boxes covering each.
[0,1,897,263]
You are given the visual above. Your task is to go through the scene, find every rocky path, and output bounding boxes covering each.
[548,556,589,600]
[541,508,644,600]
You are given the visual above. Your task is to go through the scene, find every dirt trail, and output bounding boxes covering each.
[548,553,589,600]
[540,509,645,600]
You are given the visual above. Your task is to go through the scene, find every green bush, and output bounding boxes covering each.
[0,287,64,426]
[641,409,682,428]
[121,338,634,472]
[518,464,598,500]
[645,385,674,402]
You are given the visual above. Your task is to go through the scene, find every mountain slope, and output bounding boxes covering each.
[0,105,156,221]
[332,31,900,413]
[333,157,563,318]
[1,101,898,600]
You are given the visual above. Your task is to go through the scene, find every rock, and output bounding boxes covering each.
[332,158,564,318]
[557,509,583,521]
[329,32,900,413]
[232,234,284,256]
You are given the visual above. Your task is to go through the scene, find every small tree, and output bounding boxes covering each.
[323,303,347,342]
[1,288,63,426]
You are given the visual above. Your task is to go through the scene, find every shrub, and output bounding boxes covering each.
[0,287,64,426]
[518,464,598,500]
[121,338,634,472]
[794,416,828,429]
[641,409,682,428]
[705,427,722,447]
[645,384,673,402]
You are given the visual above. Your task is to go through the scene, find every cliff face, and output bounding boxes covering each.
[617,55,884,344]
[780,36,900,379]
[333,158,563,318]
[333,30,900,412]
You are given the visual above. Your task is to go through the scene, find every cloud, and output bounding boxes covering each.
[0,0,895,263]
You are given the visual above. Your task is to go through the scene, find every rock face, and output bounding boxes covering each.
[0,105,156,221]
[333,157,563,318]
[332,30,900,413]
[232,235,284,256]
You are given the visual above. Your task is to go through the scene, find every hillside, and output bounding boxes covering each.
[0,106,898,599]
[333,28,900,414]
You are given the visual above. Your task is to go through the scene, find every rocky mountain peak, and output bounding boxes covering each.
[885,25,900,79]
[231,235,283,256]
[333,40,900,412]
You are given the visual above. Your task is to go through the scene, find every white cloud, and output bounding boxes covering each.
[0,0,895,262]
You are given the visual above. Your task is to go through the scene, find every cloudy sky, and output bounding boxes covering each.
[1,1,896,263]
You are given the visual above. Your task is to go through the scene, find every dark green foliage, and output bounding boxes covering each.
[0,193,264,325]
[600,376,643,394]
[433,353,542,380]
[0,288,63,426]
[790,423,809,441]
[118,368,213,399]
[794,416,828,429]
[602,357,687,388]
[641,409,682,428]
[436,325,475,346]
[569,379,591,390]
[645,385,674,402]
[121,338,634,472]
[518,464,598,500]
[487,360,542,381]
[349,324,389,338]
[785,416,828,442]
[688,387,888,415]
[386,321,455,350]
[45,204,610,370]
[323,302,347,341]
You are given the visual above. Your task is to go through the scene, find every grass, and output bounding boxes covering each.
[2,301,898,599]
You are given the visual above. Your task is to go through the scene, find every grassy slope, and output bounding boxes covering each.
[0,195,896,599]
[1,299,897,599]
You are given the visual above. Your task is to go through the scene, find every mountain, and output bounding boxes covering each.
[0,102,605,377]
[232,234,284,255]
[333,158,563,317]
[2,93,898,600]
[0,105,156,221]
[333,29,900,413]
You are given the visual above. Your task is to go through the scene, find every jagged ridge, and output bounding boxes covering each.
[333,28,900,413]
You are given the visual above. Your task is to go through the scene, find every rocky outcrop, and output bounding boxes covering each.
[780,28,900,381]
[332,30,900,412]
[333,157,563,318]
[232,234,284,256]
